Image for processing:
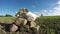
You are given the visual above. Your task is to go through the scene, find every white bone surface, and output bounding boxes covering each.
[26,12,39,21]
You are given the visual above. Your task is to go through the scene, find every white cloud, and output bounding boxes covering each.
[33,10,49,16]
[58,0,60,4]
[52,10,60,15]
[33,6,60,16]
[32,11,41,16]
[53,5,60,11]
[32,0,60,16]
[52,5,60,15]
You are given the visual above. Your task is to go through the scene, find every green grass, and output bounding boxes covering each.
[0,16,60,24]
[0,17,16,24]
[39,16,60,19]
[0,16,60,34]
[35,16,60,34]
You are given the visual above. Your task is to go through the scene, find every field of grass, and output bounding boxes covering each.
[0,16,60,34]
[0,17,16,24]
[35,16,60,34]
[0,16,60,24]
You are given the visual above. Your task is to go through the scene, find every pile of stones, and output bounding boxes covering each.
[0,8,39,34]
[10,8,37,32]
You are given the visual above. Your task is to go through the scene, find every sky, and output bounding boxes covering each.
[0,0,60,16]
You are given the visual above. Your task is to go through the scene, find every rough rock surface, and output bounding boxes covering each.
[15,18,27,26]
[30,21,36,28]
[10,24,18,32]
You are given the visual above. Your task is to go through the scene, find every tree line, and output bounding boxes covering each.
[0,14,13,17]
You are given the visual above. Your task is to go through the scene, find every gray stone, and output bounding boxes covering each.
[10,24,18,32]
[15,18,27,26]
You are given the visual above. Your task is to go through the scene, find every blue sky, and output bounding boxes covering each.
[0,0,60,16]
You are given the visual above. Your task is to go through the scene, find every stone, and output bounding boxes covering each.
[15,18,27,26]
[30,21,36,28]
[35,25,40,31]
[26,21,36,28]
[9,24,18,32]
[16,8,28,17]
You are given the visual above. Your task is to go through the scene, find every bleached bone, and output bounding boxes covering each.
[26,12,39,21]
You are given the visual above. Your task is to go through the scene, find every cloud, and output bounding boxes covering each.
[33,10,49,16]
[54,5,60,10]
[33,6,60,16]
[58,0,60,4]
[33,0,60,16]
[32,11,41,16]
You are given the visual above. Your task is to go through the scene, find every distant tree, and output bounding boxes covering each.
[41,14,43,16]
[4,14,13,17]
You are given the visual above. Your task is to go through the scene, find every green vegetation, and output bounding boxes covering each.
[0,14,13,17]
[0,16,60,34]
[4,14,13,17]
[35,16,60,34]
[0,17,16,24]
